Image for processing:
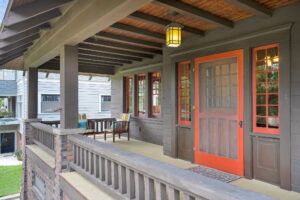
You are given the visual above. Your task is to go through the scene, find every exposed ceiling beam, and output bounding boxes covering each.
[4,0,72,27]
[79,53,132,64]
[154,0,234,28]
[78,59,118,67]
[78,49,142,62]
[4,9,61,33]
[79,43,153,59]
[129,11,205,36]
[40,61,115,75]
[110,23,165,40]
[0,23,50,40]
[0,43,31,58]
[225,0,272,17]
[0,52,25,65]
[0,33,39,51]
[96,32,162,49]
[84,37,162,54]
[78,58,123,66]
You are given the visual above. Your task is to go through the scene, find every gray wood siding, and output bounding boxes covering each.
[0,80,17,96]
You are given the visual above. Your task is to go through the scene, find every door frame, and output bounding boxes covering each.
[194,49,244,176]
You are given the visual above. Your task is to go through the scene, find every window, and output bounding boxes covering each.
[32,172,45,199]
[124,76,133,113]
[100,95,111,112]
[253,44,280,134]
[178,61,191,125]
[150,72,161,117]
[0,70,15,80]
[136,74,146,117]
[41,94,60,113]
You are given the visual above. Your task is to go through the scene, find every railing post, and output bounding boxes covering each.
[20,119,41,200]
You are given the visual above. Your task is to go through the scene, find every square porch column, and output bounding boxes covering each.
[60,45,78,129]
[27,67,38,119]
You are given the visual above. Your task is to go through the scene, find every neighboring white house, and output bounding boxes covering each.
[1,69,111,153]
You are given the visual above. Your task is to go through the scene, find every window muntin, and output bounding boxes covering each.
[178,61,191,125]
[150,72,161,117]
[124,76,133,113]
[100,95,111,112]
[136,74,146,117]
[41,94,60,113]
[253,44,280,134]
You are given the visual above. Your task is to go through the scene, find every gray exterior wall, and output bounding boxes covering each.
[111,2,300,192]
[0,80,17,96]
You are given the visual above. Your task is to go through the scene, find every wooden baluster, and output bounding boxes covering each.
[85,149,89,172]
[167,187,180,200]
[118,165,126,194]
[105,159,112,185]
[100,157,105,181]
[81,148,85,169]
[112,162,119,189]
[126,168,135,199]
[155,181,168,200]
[135,173,145,200]
[144,177,155,200]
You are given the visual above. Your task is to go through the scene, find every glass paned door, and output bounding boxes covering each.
[194,50,244,176]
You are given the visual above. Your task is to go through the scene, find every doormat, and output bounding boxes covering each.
[187,165,240,183]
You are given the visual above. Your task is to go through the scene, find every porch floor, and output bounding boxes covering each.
[93,135,300,200]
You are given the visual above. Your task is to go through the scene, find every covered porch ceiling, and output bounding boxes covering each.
[0,0,298,75]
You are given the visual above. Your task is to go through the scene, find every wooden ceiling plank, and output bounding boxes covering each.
[96,32,162,49]
[79,55,124,66]
[154,0,234,28]
[0,23,50,40]
[79,43,153,59]
[225,0,272,17]
[4,9,61,33]
[78,58,123,66]
[78,59,119,67]
[78,49,142,62]
[110,22,165,40]
[4,0,72,27]
[78,51,132,64]
[84,37,162,54]
[0,33,39,50]
[129,11,205,36]
[0,43,32,57]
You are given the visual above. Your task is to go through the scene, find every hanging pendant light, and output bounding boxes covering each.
[166,23,183,47]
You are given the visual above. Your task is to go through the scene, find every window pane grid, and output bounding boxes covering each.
[125,76,133,113]
[151,72,161,117]
[178,62,191,124]
[253,44,280,133]
[136,74,146,117]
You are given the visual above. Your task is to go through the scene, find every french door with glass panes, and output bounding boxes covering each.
[194,50,244,176]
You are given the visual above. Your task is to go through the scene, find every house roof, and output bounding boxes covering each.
[0,0,298,75]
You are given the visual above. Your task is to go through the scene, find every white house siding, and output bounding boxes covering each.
[16,72,111,133]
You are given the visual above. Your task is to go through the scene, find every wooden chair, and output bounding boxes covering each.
[104,113,130,142]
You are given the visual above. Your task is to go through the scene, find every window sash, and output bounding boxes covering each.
[136,74,146,117]
[125,76,133,113]
[41,94,60,113]
[253,44,280,134]
[150,72,161,117]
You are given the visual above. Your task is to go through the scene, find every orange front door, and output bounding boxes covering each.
[194,50,244,176]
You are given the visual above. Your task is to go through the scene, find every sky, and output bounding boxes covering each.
[0,0,9,23]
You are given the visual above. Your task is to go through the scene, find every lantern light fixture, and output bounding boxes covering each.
[166,23,183,48]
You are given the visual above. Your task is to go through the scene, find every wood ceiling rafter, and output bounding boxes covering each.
[225,0,272,17]
[78,50,133,64]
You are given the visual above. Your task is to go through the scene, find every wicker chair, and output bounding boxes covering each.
[104,113,130,142]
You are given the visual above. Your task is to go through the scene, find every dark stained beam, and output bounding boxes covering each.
[79,43,153,59]
[0,33,39,50]
[78,49,142,62]
[0,42,32,55]
[225,0,272,17]
[0,23,50,41]
[0,52,25,65]
[3,9,61,35]
[40,61,115,75]
[129,11,205,36]
[79,54,132,64]
[4,0,72,26]
[154,0,234,28]
[84,37,162,54]
[110,23,165,41]
[0,43,31,58]
[78,58,123,66]
[96,32,162,49]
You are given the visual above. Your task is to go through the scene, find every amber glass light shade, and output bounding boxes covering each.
[166,23,182,47]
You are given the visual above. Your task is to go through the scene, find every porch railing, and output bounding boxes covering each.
[31,122,55,156]
[68,134,274,200]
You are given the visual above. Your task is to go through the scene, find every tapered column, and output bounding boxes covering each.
[27,67,38,119]
[60,45,78,129]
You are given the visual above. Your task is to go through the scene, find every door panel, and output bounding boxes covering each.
[178,126,193,162]
[194,50,244,176]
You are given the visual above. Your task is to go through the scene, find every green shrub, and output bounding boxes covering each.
[15,150,22,161]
